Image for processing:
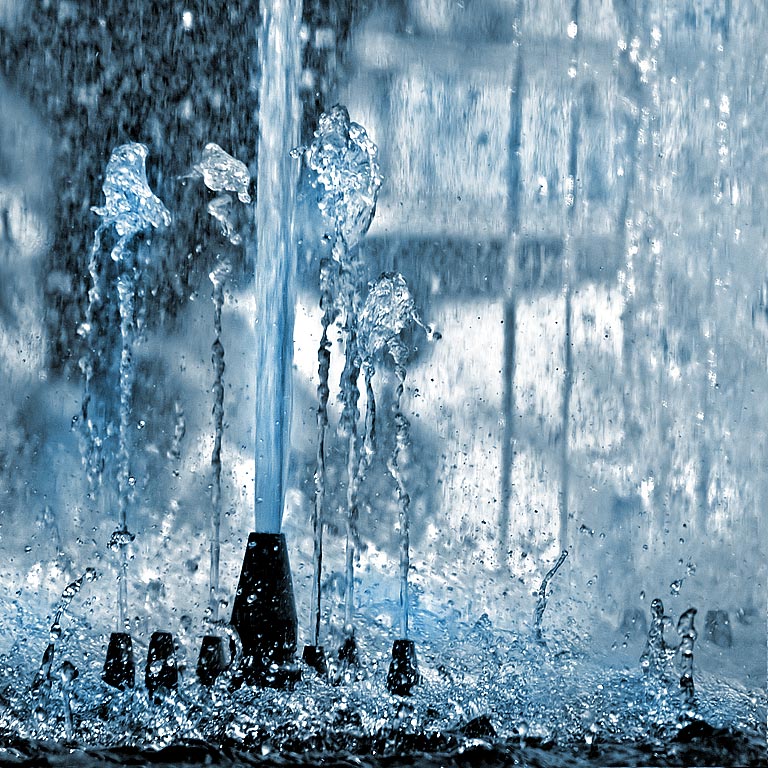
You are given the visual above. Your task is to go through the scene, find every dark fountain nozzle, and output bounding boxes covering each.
[302,644,328,678]
[102,631,135,690]
[387,638,420,696]
[230,532,300,688]
[197,635,228,686]
[145,631,178,699]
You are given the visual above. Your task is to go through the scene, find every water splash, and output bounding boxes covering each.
[207,194,242,245]
[640,598,676,681]
[294,105,382,645]
[91,143,172,249]
[89,142,170,628]
[193,142,252,204]
[358,272,433,363]
[295,104,382,250]
[358,273,431,640]
[208,259,232,621]
[30,570,97,721]
[532,550,568,645]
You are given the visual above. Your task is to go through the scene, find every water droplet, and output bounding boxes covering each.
[669,579,683,596]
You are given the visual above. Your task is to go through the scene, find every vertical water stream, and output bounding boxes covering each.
[253,0,302,534]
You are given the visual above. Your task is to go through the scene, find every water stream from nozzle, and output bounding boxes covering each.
[89,142,170,629]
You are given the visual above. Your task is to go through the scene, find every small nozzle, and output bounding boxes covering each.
[302,644,328,678]
[197,635,227,687]
[386,638,420,696]
[145,631,178,699]
[102,632,135,690]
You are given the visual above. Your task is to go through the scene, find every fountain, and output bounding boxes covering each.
[0,0,765,765]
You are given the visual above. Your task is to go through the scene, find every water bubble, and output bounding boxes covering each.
[669,579,683,596]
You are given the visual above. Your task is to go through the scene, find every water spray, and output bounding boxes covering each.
[303,252,339,677]
[87,143,170,689]
[191,142,249,686]
[294,104,382,668]
[31,569,97,721]
[227,0,302,690]
[677,608,697,710]
[358,272,436,695]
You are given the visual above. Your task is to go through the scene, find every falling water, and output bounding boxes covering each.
[30,569,97,719]
[252,0,302,534]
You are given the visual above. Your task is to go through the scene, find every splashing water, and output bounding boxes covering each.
[640,598,675,682]
[296,104,382,250]
[30,570,97,721]
[294,105,382,646]
[91,143,172,249]
[193,144,251,244]
[207,194,242,245]
[88,142,170,628]
[532,550,569,645]
[358,273,433,640]
[193,142,252,204]
[358,272,433,364]
[309,255,339,648]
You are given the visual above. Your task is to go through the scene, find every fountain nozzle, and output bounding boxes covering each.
[102,632,135,690]
[230,532,300,688]
[386,638,420,696]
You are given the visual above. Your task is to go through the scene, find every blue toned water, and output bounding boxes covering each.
[0,0,766,765]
